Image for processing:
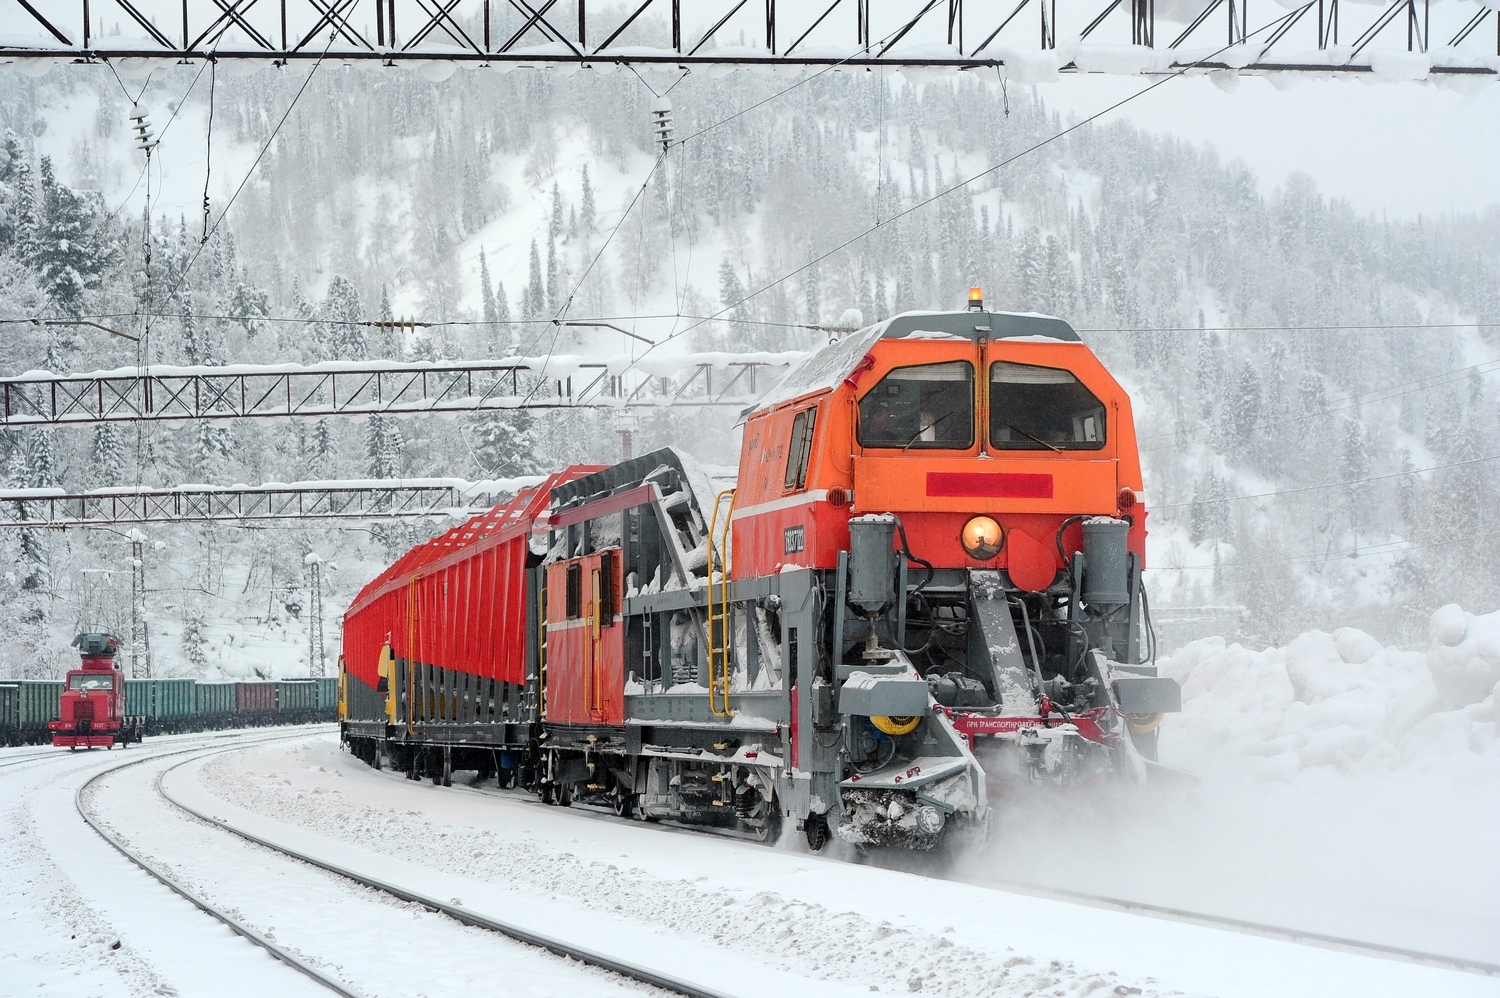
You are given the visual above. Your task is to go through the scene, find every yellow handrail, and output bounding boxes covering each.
[707,489,736,716]
[589,567,603,719]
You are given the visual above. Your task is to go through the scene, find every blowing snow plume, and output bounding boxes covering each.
[964,605,1500,966]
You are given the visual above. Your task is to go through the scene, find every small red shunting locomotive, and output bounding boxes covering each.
[49,633,139,749]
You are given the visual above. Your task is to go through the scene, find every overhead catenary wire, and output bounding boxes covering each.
[150,31,337,316]
[201,58,216,244]
[1155,450,1500,511]
[1138,357,1500,454]
[540,1,1325,437]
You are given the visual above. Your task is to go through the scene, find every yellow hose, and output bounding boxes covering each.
[1126,712,1163,733]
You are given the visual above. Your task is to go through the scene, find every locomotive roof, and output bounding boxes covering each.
[749,309,1081,413]
[877,310,1080,342]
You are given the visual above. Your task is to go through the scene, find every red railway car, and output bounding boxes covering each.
[340,300,1182,849]
[49,633,139,749]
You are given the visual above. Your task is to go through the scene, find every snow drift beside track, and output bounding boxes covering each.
[967,606,1500,965]
[1160,604,1500,786]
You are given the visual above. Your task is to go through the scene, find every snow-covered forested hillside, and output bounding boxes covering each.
[0,54,1495,678]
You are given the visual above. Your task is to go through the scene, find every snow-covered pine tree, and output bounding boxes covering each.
[321,275,365,359]
[32,157,111,315]
[804,260,821,326]
[89,423,126,486]
[181,607,209,671]
[9,149,36,262]
[480,248,498,333]
[1014,228,1043,312]
[471,408,539,478]
[494,277,512,351]
[580,164,596,235]
[525,239,545,320]
[373,284,400,359]
[0,131,27,249]
[546,236,558,315]
[718,256,753,347]
[366,414,404,479]
[461,161,485,235]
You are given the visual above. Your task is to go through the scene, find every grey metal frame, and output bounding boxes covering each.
[0,480,512,526]
[0,358,791,427]
[4,1,1495,76]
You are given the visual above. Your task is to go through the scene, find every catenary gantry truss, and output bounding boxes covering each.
[2,0,1496,78]
[0,479,527,526]
[0,354,799,426]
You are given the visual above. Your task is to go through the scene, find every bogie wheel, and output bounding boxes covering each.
[752,805,784,845]
[556,783,572,808]
[612,791,635,818]
[804,814,830,851]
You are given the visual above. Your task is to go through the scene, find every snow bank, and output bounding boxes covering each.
[977,611,1500,960]
[1427,604,1500,708]
[1159,608,1500,785]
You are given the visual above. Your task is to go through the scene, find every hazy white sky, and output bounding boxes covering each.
[1038,73,1500,217]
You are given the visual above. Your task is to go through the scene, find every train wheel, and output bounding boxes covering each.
[556,783,572,808]
[611,790,635,818]
[804,814,830,851]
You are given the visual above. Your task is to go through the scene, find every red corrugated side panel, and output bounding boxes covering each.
[340,467,606,691]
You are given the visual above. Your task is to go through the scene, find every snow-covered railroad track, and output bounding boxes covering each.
[151,749,738,998]
[77,733,733,998]
[974,876,1500,978]
[0,748,61,768]
[75,735,365,998]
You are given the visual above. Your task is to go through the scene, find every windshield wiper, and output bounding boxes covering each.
[1002,423,1063,452]
[903,410,961,450]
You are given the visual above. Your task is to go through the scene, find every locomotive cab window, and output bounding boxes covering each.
[858,361,974,449]
[989,361,1106,450]
[68,674,114,691]
[784,407,817,489]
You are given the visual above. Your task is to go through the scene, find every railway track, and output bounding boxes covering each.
[82,732,740,998]
[425,768,1500,981]
[74,731,364,997]
[153,750,738,998]
[974,876,1500,979]
[61,733,1495,995]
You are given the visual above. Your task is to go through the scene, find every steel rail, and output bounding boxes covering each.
[73,729,364,998]
[154,752,741,998]
[975,876,1500,978]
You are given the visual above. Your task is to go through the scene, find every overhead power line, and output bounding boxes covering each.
[1138,357,1500,454]
[1155,451,1499,511]
[568,1,1325,401]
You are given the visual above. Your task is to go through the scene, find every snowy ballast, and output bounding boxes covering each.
[1160,604,1500,785]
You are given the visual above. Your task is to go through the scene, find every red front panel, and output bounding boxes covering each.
[543,552,624,727]
[732,495,850,575]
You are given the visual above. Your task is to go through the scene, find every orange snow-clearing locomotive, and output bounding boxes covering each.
[340,295,1181,850]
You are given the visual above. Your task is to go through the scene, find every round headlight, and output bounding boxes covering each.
[961,516,1003,559]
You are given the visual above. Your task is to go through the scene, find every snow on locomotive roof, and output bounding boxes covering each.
[749,309,1081,411]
